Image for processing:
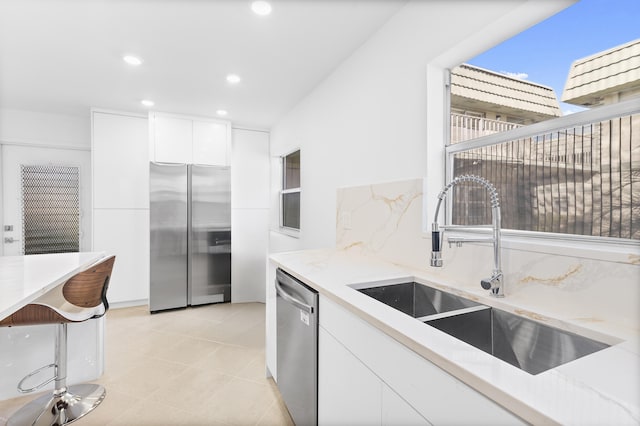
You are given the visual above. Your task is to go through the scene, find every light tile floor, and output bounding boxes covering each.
[0,303,294,426]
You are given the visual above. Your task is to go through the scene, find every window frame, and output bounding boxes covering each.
[280,149,301,235]
[444,96,640,249]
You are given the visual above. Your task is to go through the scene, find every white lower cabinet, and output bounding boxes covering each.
[319,327,382,425]
[93,208,149,304]
[382,385,432,426]
[318,295,525,426]
[319,325,430,425]
[231,208,268,302]
[266,265,277,380]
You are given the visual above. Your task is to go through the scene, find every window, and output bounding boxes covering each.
[447,102,640,240]
[21,164,80,254]
[281,150,300,231]
[444,1,640,242]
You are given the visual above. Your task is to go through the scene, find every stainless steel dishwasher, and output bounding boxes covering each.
[275,268,318,426]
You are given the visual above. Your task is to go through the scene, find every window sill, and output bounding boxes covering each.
[276,227,301,239]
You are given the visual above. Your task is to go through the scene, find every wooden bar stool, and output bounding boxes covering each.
[0,255,115,426]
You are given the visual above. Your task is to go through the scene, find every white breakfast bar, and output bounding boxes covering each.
[0,252,106,400]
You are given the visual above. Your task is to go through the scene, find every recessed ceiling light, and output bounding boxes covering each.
[251,1,272,16]
[123,55,143,66]
[141,100,154,107]
[216,110,228,116]
[226,74,241,84]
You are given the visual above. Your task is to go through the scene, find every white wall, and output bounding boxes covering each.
[0,108,90,149]
[268,0,574,252]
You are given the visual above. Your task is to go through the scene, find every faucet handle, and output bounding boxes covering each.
[481,272,502,291]
[480,278,492,290]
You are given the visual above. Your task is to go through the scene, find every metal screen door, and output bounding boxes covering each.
[20,165,80,254]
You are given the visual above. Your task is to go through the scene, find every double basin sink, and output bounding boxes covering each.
[352,281,610,375]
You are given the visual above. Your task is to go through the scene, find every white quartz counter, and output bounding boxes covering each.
[270,248,640,425]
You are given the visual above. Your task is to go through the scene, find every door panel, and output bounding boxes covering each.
[1,145,90,256]
[21,164,80,254]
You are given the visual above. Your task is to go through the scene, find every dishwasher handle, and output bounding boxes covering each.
[275,279,314,314]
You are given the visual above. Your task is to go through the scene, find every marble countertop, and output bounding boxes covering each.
[0,252,105,320]
[270,248,640,425]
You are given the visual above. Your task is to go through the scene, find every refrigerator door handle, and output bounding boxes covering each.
[275,279,314,314]
[187,165,192,305]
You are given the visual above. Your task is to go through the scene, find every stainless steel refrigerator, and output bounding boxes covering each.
[149,162,231,312]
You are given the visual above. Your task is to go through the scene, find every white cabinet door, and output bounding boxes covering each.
[231,128,269,208]
[92,112,148,209]
[231,209,269,303]
[265,264,277,380]
[382,385,432,426]
[232,128,269,304]
[318,327,382,425]
[153,115,192,163]
[193,120,228,166]
[93,209,149,304]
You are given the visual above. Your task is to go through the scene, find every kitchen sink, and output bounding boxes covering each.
[353,281,480,320]
[353,282,611,375]
[426,306,610,375]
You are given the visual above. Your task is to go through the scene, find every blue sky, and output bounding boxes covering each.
[467,0,640,114]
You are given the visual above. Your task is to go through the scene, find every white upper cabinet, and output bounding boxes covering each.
[149,112,230,165]
[193,120,229,165]
[231,128,269,209]
[92,111,149,209]
[153,115,192,163]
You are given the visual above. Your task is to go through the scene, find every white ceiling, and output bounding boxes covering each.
[0,0,406,129]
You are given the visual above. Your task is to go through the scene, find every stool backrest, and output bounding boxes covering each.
[63,255,115,313]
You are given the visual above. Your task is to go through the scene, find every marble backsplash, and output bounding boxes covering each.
[336,178,640,339]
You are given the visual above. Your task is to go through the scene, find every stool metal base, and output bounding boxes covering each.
[7,384,105,426]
